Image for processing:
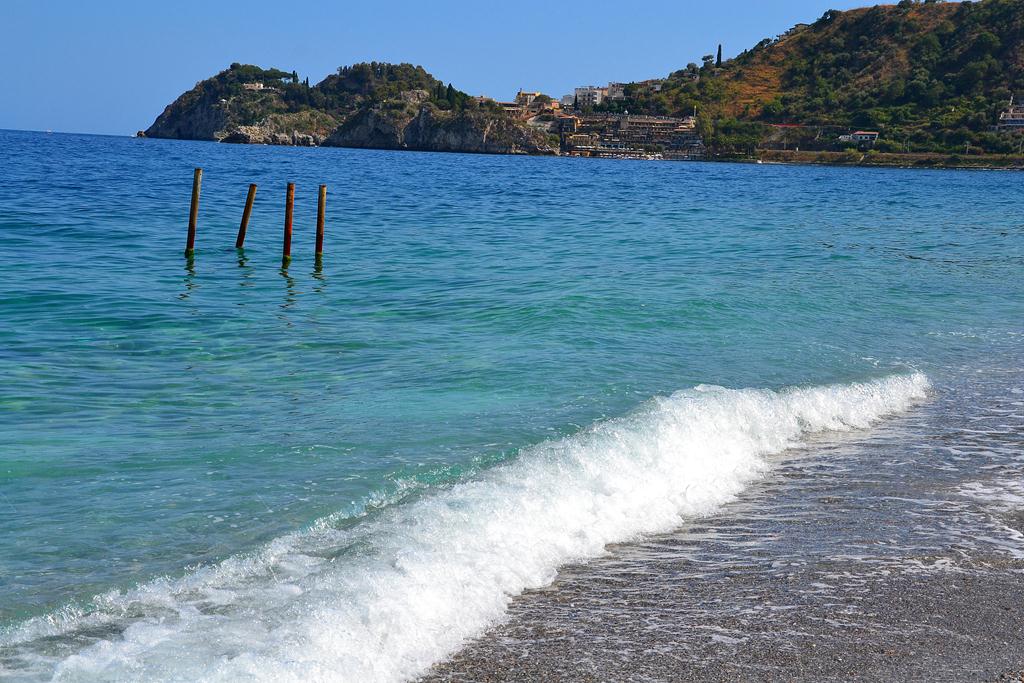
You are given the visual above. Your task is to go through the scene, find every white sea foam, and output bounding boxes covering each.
[9,373,930,682]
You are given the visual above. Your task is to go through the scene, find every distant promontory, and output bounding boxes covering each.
[143,63,556,155]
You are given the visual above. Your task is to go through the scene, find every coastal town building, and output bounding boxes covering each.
[561,81,663,110]
[556,114,579,133]
[515,90,544,106]
[559,113,704,159]
[997,96,1024,131]
[499,91,561,120]
[574,86,608,107]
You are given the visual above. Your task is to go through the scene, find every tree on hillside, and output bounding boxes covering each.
[292,70,299,83]
[716,44,723,67]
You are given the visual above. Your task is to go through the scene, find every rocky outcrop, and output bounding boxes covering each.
[325,106,555,155]
[221,125,324,146]
[221,125,272,144]
[323,108,407,149]
[146,94,230,141]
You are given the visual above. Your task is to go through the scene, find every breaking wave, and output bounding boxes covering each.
[3,373,930,682]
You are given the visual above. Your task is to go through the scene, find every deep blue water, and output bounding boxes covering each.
[0,129,1021,680]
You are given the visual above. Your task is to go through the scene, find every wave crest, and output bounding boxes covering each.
[8,373,930,682]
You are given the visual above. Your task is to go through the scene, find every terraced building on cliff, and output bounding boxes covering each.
[560,113,705,159]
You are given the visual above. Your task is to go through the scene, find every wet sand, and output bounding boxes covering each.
[423,373,1024,682]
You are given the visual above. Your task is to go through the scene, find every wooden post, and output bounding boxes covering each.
[315,184,326,259]
[235,183,257,249]
[185,168,202,256]
[282,182,295,266]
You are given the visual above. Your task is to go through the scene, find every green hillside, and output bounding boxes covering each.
[602,0,1024,155]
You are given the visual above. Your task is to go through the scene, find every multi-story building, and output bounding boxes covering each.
[556,115,579,133]
[574,86,608,107]
[566,83,628,107]
[562,113,704,158]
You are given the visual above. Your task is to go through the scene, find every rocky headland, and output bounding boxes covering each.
[142,62,555,155]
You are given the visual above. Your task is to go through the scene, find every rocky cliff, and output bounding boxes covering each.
[326,106,551,154]
[143,62,555,155]
[145,93,229,141]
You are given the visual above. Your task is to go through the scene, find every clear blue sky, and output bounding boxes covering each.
[3,0,878,135]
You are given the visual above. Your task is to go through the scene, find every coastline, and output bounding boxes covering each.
[746,148,1024,171]
[136,131,1024,171]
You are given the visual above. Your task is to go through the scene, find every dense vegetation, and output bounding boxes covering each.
[211,62,479,117]
[599,0,1024,155]
[146,61,551,153]
[284,62,476,113]
[155,62,486,134]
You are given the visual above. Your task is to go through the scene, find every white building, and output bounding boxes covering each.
[839,131,879,144]
[575,86,608,107]
[851,131,879,142]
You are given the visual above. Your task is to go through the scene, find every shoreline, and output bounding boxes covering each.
[422,377,1024,682]
[741,148,1024,171]
[0,123,981,170]
[137,131,1024,171]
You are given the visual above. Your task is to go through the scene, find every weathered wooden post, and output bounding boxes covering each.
[282,182,295,266]
[235,183,257,249]
[185,168,202,256]
[315,184,326,260]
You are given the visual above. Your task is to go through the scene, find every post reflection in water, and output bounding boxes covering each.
[311,256,327,294]
[236,248,255,288]
[179,254,196,300]
[279,265,298,312]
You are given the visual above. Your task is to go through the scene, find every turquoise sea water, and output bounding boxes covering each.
[1,129,1022,680]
